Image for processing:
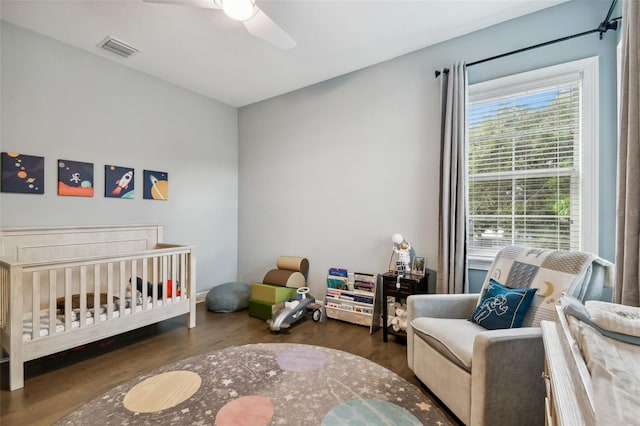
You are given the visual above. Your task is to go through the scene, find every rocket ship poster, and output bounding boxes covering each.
[58,159,94,197]
[143,170,168,200]
[1,152,45,194]
[105,165,134,199]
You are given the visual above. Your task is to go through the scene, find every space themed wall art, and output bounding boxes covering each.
[105,165,134,199]
[1,152,45,194]
[143,170,168,200]
[58,159,94,197]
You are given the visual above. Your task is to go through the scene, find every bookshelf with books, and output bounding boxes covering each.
[325,269,380,334]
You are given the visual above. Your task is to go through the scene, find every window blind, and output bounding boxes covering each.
[467,79,582,257]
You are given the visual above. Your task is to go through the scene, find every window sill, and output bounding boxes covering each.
[468,255,493,271]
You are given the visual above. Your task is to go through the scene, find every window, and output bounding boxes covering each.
[467,58,598,266]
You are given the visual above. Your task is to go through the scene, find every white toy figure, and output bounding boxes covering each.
[392,233,412,275]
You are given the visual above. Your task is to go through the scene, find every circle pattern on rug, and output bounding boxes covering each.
[123,370,201,413]
[276,346,327,371]
[215,395,274,426]
[56,343,452,425]
[321,398,422,425]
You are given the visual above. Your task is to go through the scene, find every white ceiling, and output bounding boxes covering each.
[0,0,568,107]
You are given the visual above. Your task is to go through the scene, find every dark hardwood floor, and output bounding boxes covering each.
[1,303,460,425]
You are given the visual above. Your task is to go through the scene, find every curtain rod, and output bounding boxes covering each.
[435,0,621,78]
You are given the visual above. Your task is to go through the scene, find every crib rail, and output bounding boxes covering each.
[0,245,194,342]
[0,225,197,391]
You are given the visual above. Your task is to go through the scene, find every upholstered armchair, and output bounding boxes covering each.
[406,246,613,426]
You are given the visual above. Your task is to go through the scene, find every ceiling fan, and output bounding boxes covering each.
[142,0,296,49]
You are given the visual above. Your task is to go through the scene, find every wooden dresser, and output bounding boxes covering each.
[540,307,597,426]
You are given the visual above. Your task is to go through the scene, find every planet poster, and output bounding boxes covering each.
[1,152,45,194]
[58,159,94,197]
[105,165,135,199]
[143,169,168,200]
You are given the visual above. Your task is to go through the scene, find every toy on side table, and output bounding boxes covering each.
[268,287,324,332]
[390,233,415,277]
[390,302,408,332]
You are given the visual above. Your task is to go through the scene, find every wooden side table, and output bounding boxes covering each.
[381,272,429,342]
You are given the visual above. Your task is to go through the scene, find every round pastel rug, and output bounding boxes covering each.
[55,343,453,425]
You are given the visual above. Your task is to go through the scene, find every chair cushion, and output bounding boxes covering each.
[206,282,251,312]
[469,279,537,330]
[411,317,486,372]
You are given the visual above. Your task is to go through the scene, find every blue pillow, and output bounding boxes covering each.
[469,279,537,329]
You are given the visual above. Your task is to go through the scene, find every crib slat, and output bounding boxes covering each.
[64,268,72,331]
[141,258,148,311]
[169,254,176,302]
[162,255,168,304]
[130,259,137,314]
[79,266,87,327]
[152,256,158,307]
[119,261,126,317]
[107,263,114,319]
[94,264,101,323]
[49,270,56,336]
[180,253,186,300]
[31,271,40,341]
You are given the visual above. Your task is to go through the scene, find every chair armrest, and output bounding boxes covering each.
[407,293,480,321]
[470,327,545,426]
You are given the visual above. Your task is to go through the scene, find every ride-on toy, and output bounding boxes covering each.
[268,287,323,332]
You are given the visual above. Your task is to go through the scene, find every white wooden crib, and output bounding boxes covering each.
[0,224,196,391]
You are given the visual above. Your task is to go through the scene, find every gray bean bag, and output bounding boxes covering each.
[206,282,251,312]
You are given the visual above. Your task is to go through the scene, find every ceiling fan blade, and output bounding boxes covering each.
[242,9,296,50]
[142,0,221,10]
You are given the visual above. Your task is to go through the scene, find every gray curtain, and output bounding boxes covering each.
[615,0,640,306]
[436,62,468,294]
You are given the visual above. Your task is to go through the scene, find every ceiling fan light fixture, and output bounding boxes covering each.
[218,0,256,22]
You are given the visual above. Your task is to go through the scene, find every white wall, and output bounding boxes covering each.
[238,1,619,296]
[0,22,239,292]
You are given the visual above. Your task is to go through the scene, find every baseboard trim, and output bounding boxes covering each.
[196,291,208,304]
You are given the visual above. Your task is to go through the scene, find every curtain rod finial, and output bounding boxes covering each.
[435,68,450,78]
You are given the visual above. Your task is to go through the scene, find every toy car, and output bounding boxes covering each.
[268,287,323,332]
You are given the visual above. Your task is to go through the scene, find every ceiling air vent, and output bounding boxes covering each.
[98,36,138,58]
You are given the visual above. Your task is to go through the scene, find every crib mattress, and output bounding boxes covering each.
[22,296,182,342]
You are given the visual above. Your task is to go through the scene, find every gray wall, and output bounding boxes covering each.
[0,22,239,292]
[238,0,619,296]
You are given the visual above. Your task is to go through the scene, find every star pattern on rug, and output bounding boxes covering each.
[416,401,432,411]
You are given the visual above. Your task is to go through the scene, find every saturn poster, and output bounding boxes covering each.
[143,169,168,200]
